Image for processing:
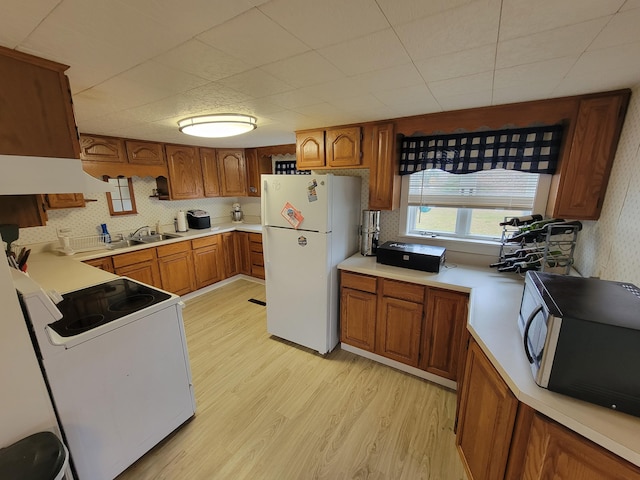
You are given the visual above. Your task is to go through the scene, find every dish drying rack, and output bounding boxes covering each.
[493,217,581,275]
[58,232,124,254]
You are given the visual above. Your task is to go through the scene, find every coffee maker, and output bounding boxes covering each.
[360,210,380,256]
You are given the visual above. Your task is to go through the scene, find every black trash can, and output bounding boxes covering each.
[0,431,68,480]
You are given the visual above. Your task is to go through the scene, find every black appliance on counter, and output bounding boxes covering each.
[519,271,640,417]
[187,210,211,229]
[376,241,445,273]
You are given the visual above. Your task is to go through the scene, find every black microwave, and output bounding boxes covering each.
[519,271,640,417]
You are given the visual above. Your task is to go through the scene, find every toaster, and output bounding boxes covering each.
[187,210,211,229]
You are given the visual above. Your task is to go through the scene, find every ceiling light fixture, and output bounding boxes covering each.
[178,113,257,138]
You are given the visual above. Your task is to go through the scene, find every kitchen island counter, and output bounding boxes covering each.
[338,254,640,468]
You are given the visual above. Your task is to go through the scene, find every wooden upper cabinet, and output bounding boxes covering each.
[80,135,126,163]
[246,148,274,197]
[551,91,630,220]
[368,122,400,211]
[456,340,519,480]
[217,149,247,197]
[326,126,362,167]
[165,144,204,200]
[125,140,165,165]
[296,130,325,169]
[45,193,85,209]
[200,147,220,197]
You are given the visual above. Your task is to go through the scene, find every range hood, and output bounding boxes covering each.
[0,154,114,195]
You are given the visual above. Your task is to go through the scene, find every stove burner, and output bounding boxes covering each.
[66,314,106,332]
[109,294,155,312]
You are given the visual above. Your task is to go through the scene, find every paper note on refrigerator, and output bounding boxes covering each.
[281,202,304,229]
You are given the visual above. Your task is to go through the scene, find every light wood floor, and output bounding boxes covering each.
[117,279,467,480]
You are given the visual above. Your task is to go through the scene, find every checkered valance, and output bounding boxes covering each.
[399,125,564,175]
[274,160,310,175]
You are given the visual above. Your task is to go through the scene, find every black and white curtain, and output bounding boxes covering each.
[274,160,310,175]
[399,124,564,176]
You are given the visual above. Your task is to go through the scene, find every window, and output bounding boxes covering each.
[401,169,551,241]
[104,176,137,216]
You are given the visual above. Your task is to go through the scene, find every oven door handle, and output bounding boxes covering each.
[523,304,543,364]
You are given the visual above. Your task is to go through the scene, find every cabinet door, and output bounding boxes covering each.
[222,232,239,278]
[200,147,220,197]
[158,251,194,295]
[193,243,224,289]
[45,193,85,209]
[376,296,423,367]
[553,92,629,220]
[83,257,114,273]
[217,149,247,196]
[237,231,252,275]
[165,144,204,199]
[420,288,469,380]
[456,340,518,480]
[296,130,325,169]
[341,287,377,352]
[114,261,162,289]
[125,140,165,165]
[326,126,362,167]
[80,134,126,163]
[368,122,400,211]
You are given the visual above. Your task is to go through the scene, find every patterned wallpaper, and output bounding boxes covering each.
[573,83,640,285]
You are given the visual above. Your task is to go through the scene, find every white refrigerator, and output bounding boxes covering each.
[261,174,361,354]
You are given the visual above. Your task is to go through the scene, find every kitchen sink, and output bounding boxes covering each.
[106,233,182,249]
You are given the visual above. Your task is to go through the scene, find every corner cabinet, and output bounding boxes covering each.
[163,144,204,200]
[551,91,630,220]
[217,149,247,196]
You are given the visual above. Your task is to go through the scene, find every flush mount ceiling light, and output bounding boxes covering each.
[178,113,257,138]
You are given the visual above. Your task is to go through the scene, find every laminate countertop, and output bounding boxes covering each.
[338,254,640,468]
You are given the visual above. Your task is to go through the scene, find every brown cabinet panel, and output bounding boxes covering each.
[191,235,219,250]
[341,271,377,294]
[45,193,85,209]
[199,147,220,197]
[341,287,377,352]
[80,135,126,163]
[125,140,165,165]
[249,233,264,279]
[376,296,423,367]
[456,340,518,480]
[83,257,114,273]
[222,232,239,278]
[296,130,325,169]
[553,92,629,220]
[112,249,157,268]
[217,149,247,196]
[368,122,400,211]
[237,231,251,275]
[192,242,224,289]
[326,126,362,167]
[113,249,161,288]
[0,195,47,227]
[381,278,425,303]
[158,250,194,295]
[156,241,190,257]
[420,288,468,380]
[165,144,204,199]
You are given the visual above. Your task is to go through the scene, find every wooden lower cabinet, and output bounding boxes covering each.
[112,249,162,289]
[456,339,519,480]
[222,232,239,278]
[249,233,264,279]
[192,235,224,289]
[340,271,378,351]
[82,256,114,273]
[157,242,195,295]
[237,231,251,275]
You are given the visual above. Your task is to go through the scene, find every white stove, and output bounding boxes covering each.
[12,271,196,480]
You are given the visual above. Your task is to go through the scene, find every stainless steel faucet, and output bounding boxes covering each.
[130,226,150,238]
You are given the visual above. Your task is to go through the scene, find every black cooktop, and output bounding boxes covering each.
[48,278,171,337]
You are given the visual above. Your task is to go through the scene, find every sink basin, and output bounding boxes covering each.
[134,233,182,243]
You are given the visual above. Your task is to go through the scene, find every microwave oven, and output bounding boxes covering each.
[519,271,640,417]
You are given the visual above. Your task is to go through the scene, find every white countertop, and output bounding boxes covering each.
[338,254,640,468]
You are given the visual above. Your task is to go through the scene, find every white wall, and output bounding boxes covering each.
[0,253,59,446]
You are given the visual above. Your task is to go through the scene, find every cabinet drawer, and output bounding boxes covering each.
[250,240,263,253]
[112,248,157,268]
[250,251,264,267]
[381,278,425,303]
[156,241,190,257]
[248,232,262,243]
[341,271,377,294]
[191,235,219,250]
[251,264,265,279]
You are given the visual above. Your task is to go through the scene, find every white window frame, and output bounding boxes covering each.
[398,170,552,255]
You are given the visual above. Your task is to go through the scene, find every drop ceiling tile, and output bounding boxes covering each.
[317,29,410,76]
[436,89,493,111]
[263,90,324,109]
[494,56,576,90]
[78,80,172,114]
[260,51,345,88]
[375,0,475,26]
[153,40,251,82]
[428,71,493,98]
[492,84,562,106]
[353,63,425,93]
[258,0,389,49]
[621,0,640,10]
[0,0,59,48]
[499,0,624,41]
[180,82,255,108]
[197,8,309,66]
[496,18,608,69]
[394,0,501,60]
[72,91,122,122]
[589,7,640,50]
[298,78,365,102]
[218,69,295,97]
[415,44,495,82]
[373,84,441,113]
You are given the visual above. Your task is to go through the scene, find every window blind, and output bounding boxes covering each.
[408,169,539,210]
